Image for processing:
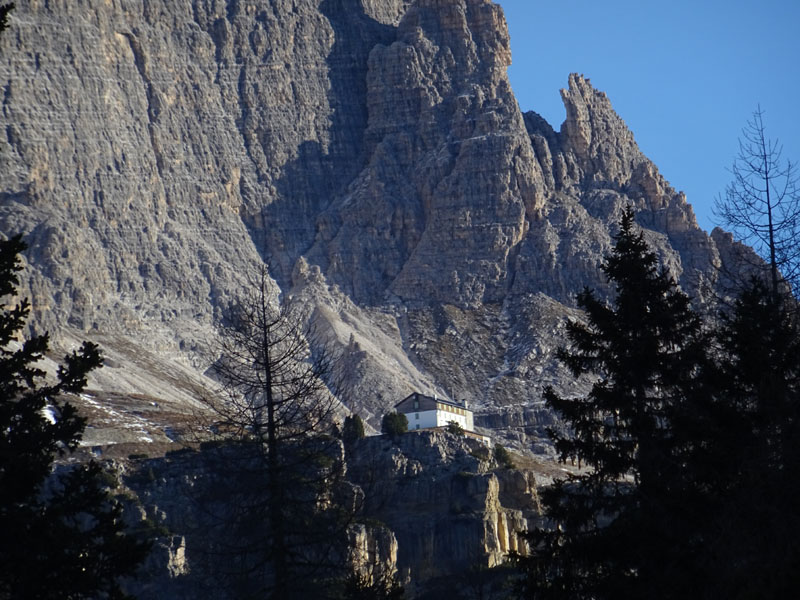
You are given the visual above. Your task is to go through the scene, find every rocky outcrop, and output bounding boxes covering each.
[345,430,539,594]
[347,522,400,587]
[117,439,400,599]
[0,0,739,451]
[560,73,644,186]
[116,430,538,598]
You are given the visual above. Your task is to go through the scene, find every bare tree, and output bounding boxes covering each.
[210,266,338,456]
[714,106,800,300]
[197,266,353,599]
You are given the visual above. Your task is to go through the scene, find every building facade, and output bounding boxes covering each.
[394,392,474,432]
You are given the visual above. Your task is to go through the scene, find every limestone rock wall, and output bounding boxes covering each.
[1,0,737,449]
[345,430,539,593]
[1,0,260,346]
[118,431,536,598]
[309,0,545,306]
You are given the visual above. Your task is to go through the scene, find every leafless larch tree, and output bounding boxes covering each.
[194,266,358,599]
[715,105,800,301]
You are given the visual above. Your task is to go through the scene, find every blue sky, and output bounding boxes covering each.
[497,0,800,233]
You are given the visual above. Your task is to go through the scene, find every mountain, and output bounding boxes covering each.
[0,0,739,450]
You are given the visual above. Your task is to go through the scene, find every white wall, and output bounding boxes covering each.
[409,409,438,430]
[406,405,473,431]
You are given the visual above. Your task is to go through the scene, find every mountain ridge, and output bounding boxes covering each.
[0,0,740,448]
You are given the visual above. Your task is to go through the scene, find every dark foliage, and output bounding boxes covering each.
[493,444,515,470]
[0,235,150,599]
[381,412,408,439]
[446,420,465,436]
[518,208,707,599]
[334,570,405,600]
[693,280,800,598]
[342,413,366,444]
[0,4,13,34]
[197,266,356,599]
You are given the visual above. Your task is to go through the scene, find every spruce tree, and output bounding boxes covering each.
[342,414,366,444]
[520,207,707,599]
[696,280,800,599]
[381,412,407,439]
[0,235,149,599]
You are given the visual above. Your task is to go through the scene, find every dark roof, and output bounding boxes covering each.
[394,392,467,411]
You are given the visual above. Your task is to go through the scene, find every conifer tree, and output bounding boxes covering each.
[519,207,707,599]
[0,4,13,33]
[714,107,800,299]
[342,414,366,444]
[197,266,351,599]
[0,235,150,599]
[381,412,407,440]
[695,280,800,599]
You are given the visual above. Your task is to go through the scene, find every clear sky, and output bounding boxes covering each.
[497,0,800,233]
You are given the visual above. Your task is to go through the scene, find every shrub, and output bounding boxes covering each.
[381,412,408,439]
[494,444,515,469]
[342,414,366,444]
[446,420,465,436]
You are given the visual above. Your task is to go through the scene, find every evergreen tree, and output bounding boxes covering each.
[493,444,515,470]
[695,280,800,599]
[519,208,707,599]
[342,414,366,444]
[446,420,465,436]
[0,4,13,34]
[381,412,407,439]
[0,235,150,599]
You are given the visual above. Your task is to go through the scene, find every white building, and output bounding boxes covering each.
[394,391,488,436]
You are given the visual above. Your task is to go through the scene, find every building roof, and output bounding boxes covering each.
[394,392,469,412]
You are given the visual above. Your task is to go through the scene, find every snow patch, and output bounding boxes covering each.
[78,394,163,444]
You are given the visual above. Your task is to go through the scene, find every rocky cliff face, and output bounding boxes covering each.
[0,0,741,449]
[120,430,539,598]
[117,438,404,599]
[346,431,539,586]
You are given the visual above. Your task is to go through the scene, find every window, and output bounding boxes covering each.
[415,413,419,419]
[415,424,420,430]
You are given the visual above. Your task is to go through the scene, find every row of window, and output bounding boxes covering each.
[437,403,467,416]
